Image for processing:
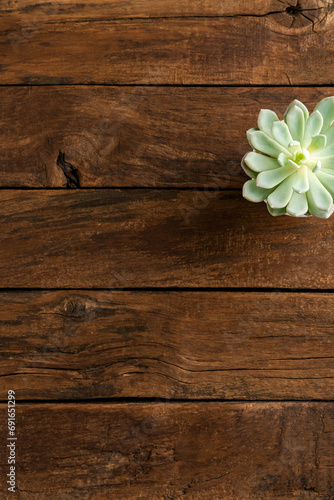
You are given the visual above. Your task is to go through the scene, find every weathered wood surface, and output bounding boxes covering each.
[1,0,332,84]
[2,2,334,497]
[1,291,334,401]
[1,402,331,498]
[2,86,334,188]
[0,189,333,289]
[0,0,300,21]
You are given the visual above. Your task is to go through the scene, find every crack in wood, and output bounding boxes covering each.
[56,151,80,188]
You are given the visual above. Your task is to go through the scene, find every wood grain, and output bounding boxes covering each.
[1,291,334,400]
[2,87,334,188]
[0,0,291,21]
[2,402,332,498]
[2,1,333,497]
[0,189,333,289]
[1,0,332,85]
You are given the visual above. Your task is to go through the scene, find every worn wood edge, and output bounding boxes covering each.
[2,86,334,187]
[0,402,331,498]
[1,290,334,401]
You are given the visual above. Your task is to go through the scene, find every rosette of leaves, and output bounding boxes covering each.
[242,97,334,218]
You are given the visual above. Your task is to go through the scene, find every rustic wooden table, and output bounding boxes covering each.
[1,0,334,498]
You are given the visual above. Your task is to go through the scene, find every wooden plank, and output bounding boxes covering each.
[1,402,332,498]
[2,87,334,188]
[0,189,334,289]
[1,1,332,85]
[1,291,334,400]
[0,0,287,21]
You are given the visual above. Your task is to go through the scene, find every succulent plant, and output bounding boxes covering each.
[242,97,334,218]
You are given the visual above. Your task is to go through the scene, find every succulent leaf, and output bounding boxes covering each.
[248,130,291,158]
[302,110,323,148]
[286,191,308,217]
[267,172,297,209]
[308,134,327,153]
[307,188,334,218]
[314,97,334,133]
[243,180,274,203]
[284,99,309,122]
[243,152,279,172]
[292,164,309,194]
[241,157,258,179]
[287,159,300,169]
[256,165,296,189]
[272,120,293,148]
[316,171,334,197]
[257,109,279,137]
[267,205,287,216]
[324,123,334,145]
[313,141,334,158]
[308,170,333,212]
[319,156,334,169]
[285,105,305,143]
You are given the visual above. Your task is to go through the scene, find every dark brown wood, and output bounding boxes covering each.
[1,291,334,401]
[0,0,290,21]
[2,87,334,188]
[0,0,332,84]
[1,402,331,498]
[0,0,290,20]
[2,0,333,496]
[0,189,333,289]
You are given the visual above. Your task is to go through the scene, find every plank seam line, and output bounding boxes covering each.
[1,398,334,404]
[0,287,333,293]
[1,84,334,88]
[0,187,242,191]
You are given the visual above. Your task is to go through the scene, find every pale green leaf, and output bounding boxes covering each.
[316,171,334,197]
[286,191,308,217]
[284,99,309,122]
[292,164,309,193]
[285,105,305,143]
[302,110,323,148]
[257,109,279,137]
[272,120,293,148]
[321,167,334,176]
[248,131,291,158]
[324,123,334,145]
[256,165,295,189]
[307,189,334,218]
[308,170,333,211]
[308,134,327,153]
[287,159,300,169]
[319,157,334,169]
[278,153,289,167]
[312,141,334,158]
[242,180,273,203]
[314,96,334,133]
[267,204,286,216]
[267,172,297,208]
[243,152,279,172]
[246,128,258,147]
[241,157,258,179]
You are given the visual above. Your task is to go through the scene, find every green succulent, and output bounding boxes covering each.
[242,97,334,218]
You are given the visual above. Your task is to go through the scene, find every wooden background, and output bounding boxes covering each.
[1,0,334,498]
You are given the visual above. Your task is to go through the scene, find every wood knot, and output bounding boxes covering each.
[270,0,329,31]
[61,297,96,320]
[285,4,302,16]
